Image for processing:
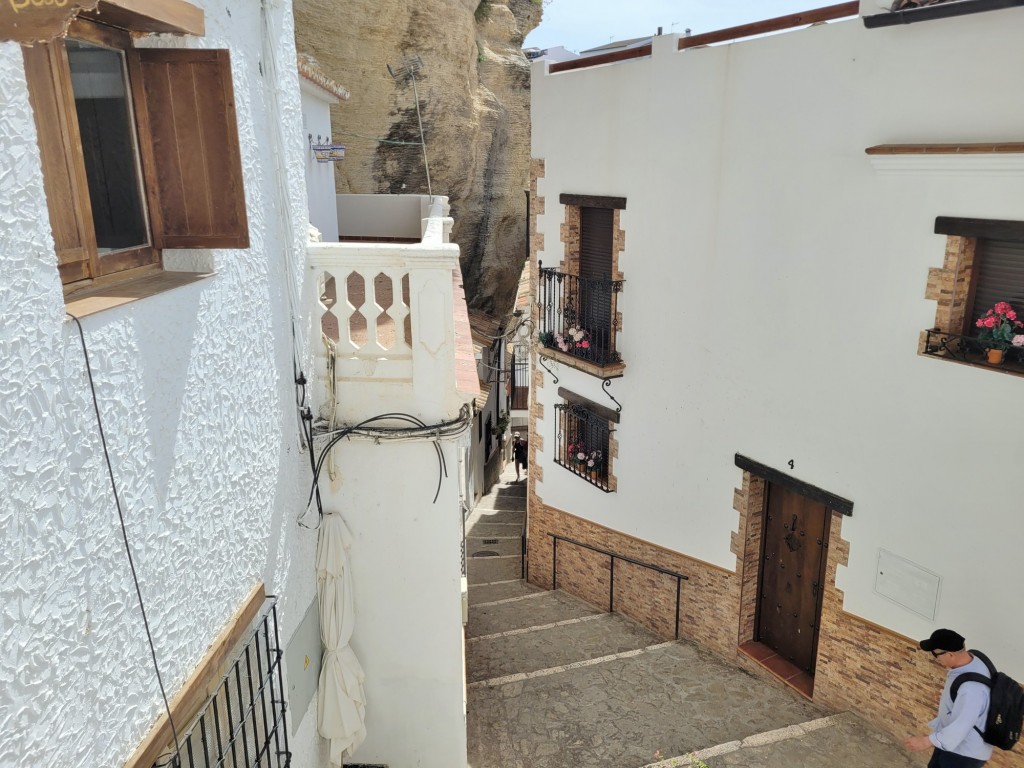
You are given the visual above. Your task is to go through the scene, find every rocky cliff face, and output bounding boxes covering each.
[293,0,541,317]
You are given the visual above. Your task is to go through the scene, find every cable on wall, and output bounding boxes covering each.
[66,313,182,758]
[299,405,472,524]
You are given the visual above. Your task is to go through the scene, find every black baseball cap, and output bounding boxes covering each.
[919,629,965,653]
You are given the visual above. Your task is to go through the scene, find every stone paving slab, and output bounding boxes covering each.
[466,639,823,768]
[469,579,543,606]
[467,612,658,683]
[467,590,601,638]
[468,555,523,585]
[693,712,921,768]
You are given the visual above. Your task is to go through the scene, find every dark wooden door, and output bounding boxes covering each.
[756,483,830,674]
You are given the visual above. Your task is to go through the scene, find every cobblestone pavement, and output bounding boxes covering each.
[464,464,923,768]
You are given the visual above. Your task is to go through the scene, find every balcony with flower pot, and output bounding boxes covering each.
[538,267,624,377]
[922,300,1024,375]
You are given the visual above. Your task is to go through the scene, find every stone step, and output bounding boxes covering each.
[656,712,917,768]
[468,579,541,606]
[467,639,825,768]
[466,536,522,558]
[467,555,523,585]
[468,506,525,525]
[466,611,659,683]
[467,589,600,638]
[467,521,525,538]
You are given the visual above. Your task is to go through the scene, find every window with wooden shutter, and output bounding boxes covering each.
[21,15,247,298]
[922,218,1024,373]
[131,48,249,250]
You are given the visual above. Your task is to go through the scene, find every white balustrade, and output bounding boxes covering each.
[307,196,465,421]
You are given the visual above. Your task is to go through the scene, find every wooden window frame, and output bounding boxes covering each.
[22,15,248,299]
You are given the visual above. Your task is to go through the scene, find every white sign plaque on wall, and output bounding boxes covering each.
[874,548,941,620]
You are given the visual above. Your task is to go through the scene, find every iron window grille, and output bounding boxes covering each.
[555,402,612,492]
[539,268,623,367]
[154,598,291,768]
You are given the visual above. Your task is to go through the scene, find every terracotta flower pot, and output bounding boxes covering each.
[987,348,1005,365]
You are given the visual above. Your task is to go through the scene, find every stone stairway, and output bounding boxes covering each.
[464,465,919,768]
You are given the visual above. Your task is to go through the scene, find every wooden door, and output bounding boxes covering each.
[756,483,830,674]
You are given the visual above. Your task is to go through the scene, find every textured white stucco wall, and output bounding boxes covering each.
[0,0,327,765]
[531,11,1024,675]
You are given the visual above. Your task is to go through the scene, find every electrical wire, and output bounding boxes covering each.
[67,313,182,760]
[301,406,471,518]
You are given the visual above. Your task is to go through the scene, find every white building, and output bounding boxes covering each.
[527,0,1024,758]
[299,53,349,244]
[0,2,474,767]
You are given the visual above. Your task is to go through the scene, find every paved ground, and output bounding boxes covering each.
[464,464,922,768]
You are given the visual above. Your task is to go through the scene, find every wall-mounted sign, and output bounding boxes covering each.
[312,144,346,163]
[1,0,98,43]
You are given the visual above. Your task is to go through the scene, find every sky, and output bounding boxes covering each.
[523,0,851,53]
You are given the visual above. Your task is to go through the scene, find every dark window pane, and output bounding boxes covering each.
[66,40,148,253]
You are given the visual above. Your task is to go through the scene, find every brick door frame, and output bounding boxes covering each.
[732,469,851,676]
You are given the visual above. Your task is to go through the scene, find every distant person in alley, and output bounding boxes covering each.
[904,629,993,767]
[513,431,528,482]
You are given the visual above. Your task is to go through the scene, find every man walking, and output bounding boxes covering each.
[512,431,528,482]
[904,628,993,767]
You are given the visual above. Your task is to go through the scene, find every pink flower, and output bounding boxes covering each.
[1014,335,1024,348]
[995,301,1013,314]
[984,317,997,328]
[580,340,590,349]
[1008,310,1018,321]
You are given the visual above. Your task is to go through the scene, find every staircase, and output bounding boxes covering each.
[463,464,920,768]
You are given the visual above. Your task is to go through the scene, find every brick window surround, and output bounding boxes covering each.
[921,217,1024,374]
[553,386,618,492]
[538,193,626,377]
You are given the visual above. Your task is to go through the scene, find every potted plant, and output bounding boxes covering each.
[540,327,591,356]
[974,301,1024,364]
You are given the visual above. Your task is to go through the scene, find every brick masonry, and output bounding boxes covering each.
[919,234,978,354]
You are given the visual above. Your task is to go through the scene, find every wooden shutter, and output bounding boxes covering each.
[130,48,249,249]
[22,42,96,285]
[580,207,613,279]
[970,239,1024,322]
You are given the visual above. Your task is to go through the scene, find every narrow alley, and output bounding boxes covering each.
[464,463,922,768]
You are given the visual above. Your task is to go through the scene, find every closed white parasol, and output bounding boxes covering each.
[316,511,366,764]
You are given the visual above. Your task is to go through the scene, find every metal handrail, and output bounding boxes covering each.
[549,533,689,640]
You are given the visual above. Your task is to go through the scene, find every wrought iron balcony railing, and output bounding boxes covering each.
[923,329,1024,371]
[539,267,623,367]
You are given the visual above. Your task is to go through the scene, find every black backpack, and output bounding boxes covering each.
[950,649,1024,751]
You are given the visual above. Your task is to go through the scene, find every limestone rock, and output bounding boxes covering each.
[294,0,541,317]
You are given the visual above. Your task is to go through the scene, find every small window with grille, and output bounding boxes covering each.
[152,598,291,768]
[554,398,613,492]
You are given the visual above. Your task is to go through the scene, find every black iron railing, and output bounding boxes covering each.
[554,402,612,492]
[923,329,1024,371]
[539,267,623,367]
[549,533,689,640]
[156,598,291,768]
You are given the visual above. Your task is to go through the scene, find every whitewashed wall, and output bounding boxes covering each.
[317,440,468,768]
[531,10,1024,675]
[300,80,341,243]
[0,0,327,765]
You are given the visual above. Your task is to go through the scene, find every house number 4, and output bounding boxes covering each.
[788,459,794,470]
